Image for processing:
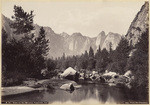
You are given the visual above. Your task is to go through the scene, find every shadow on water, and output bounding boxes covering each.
[2,83,148,104]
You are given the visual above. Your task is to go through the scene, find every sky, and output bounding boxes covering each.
[2,0,145,37]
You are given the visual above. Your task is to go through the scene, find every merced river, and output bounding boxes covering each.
[2,83,147,104]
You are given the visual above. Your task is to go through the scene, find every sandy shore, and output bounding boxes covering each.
[1,86,40,96]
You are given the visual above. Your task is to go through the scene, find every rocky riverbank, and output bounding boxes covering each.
[2,79,80,96]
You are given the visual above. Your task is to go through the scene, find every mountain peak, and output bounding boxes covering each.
[96,31,106,48]
[72,32,83,37]
[100,31,105,35]
[107,32,120,37]
[108,32,116,35]
[60,32,69,38]
[61,32,68,35]
[97,31,105,37]
[102,32,121,51]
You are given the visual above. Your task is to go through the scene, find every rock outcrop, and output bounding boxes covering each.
[96,31,106,49]
[101,32,122,51]
[126,2,149,46]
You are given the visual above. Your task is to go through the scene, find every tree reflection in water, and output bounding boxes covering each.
[2,83,148,104]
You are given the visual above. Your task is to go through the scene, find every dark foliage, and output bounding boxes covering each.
[2,5,49,86]
[127,28,148,86]
[10,5,34,35]
[126,28,149,100]
[108,37,131,74]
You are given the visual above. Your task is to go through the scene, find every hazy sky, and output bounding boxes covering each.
[2,1,145,37]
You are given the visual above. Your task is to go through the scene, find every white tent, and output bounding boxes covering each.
[61,67,77,77]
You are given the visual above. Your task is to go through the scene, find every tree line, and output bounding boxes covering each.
[54,37,132,75]
[2,5,49,86]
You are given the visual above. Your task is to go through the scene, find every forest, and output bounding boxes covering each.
[2,5,148,99]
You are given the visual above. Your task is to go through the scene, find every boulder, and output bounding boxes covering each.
[41,69,49,77]
[43,83,54,89]
[61,67,79,82]
[124,70,132,78]
[61,67,76,77]
[99,76,106,83]
[103,72,117,77]
[60,83,75,91]
[109,75,126,83]
[102,72,119,82]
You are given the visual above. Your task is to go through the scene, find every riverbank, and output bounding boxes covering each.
[2,79,79,97]
[2,86,38,96]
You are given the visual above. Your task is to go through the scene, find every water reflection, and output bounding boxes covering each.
[2,84,147,104]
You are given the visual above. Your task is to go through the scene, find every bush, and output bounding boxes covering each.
[2,71,26,87]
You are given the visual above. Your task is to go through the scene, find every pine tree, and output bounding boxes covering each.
[89,46,94,58]
[114,37,131,61]
[2,28,8,45]
[8,5,49,78]
[84,50,89,59]
[95,46,102,71]
[88,47,95,70]
[34,27,49,56]
[29,27,49,77]
[10,5,34,35]
[128,28,148,86]
[111,37,131,74]
[100,48,109,72]
[2,29,8,84]
[81,51,89,69]
[109,42,113,53]
[46,59,56,74]
[95,45,101,59]
[126,29,148,101]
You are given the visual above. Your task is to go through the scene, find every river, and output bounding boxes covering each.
[2,83,148,104]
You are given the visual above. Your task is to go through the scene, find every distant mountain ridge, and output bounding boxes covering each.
[2,15,121,58]
[2,2,148,58]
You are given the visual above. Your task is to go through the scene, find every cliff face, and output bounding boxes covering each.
[65,33,96,56]
[2,15,121,58]
[102,32,122,51]
[126,2,149,46]
[2,15,14,40]
[96,31,106,49]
